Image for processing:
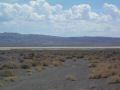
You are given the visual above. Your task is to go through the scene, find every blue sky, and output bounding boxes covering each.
[1,0,120,10]
[0,0,120,37]
[1,0,120,11]
[49,0,120,10]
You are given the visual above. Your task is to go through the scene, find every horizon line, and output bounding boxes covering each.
[0,32,120,38]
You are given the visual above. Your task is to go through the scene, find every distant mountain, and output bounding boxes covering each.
[0,32,120,47]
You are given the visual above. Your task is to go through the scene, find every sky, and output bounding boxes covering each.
[0,0,120,37]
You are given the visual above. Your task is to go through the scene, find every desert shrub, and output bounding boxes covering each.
[66,74,77,81]
[89,62,114,79]
[109,75,120,84]
[20,59,34,69]
[59,59,65,62]
[19,59,24,63]
[27,69,33,76]
[52,60,62,67]
[21,64,31,69]
[0,69,16,77]
[66,56,73,59]
[76,55,84,59]
[1,61,19,69]
[89,69,110,79]
[35,66,42,72]
[42,60,49,66]
[89,73,101,79]
[27,69,32,72]
[4,76,17,82]
[88,63,96,68]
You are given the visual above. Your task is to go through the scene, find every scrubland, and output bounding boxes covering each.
[0,49,120,90]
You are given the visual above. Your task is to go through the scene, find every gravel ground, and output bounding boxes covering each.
[1,59,120,90]
[1,59,89,90]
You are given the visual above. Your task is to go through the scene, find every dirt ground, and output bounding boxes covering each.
[0,49,120,90]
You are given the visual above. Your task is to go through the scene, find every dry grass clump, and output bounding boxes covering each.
[20,59,34,69]
[86,49,120,80]
[0,69,17,82]
[76,55,84,59]
[66,74,77,81]
[27,69,33,76]
[35,66,44,72]
[0,69,16,77]
[88,63,96,68]
[52,60,62,67]
[27,69,32,73]
[66,56,74,59]
[4,76,17,82]
[89,62,113,79]
[88,56,99,61]
[89,72,101,79]
[0,61,19,70]
[51,56,66,66]
[59,58,65,62]
[109,75,120,84]
[21,64,31,69]
[41,60,49,66]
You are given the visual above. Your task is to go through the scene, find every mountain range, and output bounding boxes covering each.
[0,32,120,47]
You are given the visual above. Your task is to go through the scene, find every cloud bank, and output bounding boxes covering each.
[0,0,120,36]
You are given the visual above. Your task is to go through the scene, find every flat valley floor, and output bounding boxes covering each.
[0,49,120,90]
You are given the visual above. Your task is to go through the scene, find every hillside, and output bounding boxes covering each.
[0,33,120,47]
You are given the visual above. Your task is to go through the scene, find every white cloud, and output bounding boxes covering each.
[0,1,45,22]
[104,3,120,20]
[0,0,119,22]
[0,0,120,36]
[70,4,91,20]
